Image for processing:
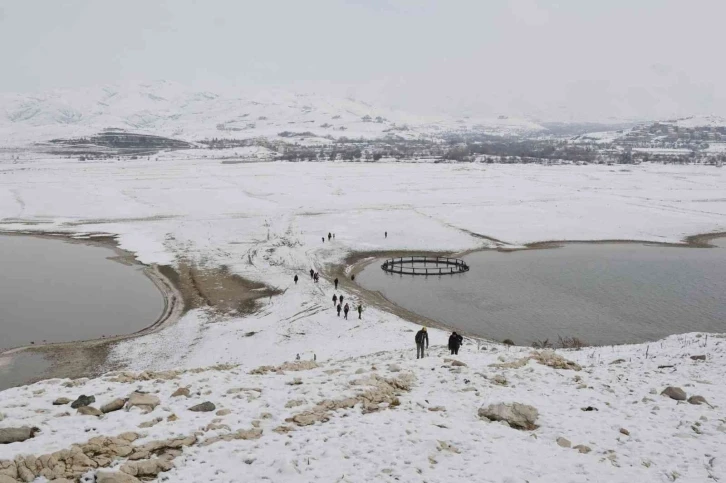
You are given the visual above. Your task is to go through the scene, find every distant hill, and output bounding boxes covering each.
[0,81,546,147]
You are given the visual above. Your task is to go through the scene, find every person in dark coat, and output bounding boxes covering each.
[343,303,350,319]
[334,278,339,290]
[357,304,362,319]
[332,294,338,306]
[351,274,355,281]
[415,327,428,359]
[322,237,325,243]
[294,274,298,284]
[448,331,463,355]
[385,231,388,238]
[328,232,332,241]
[339,294,344,305]
[310,268,314,279]
[336,304,342,317]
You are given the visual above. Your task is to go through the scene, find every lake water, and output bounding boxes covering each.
[357,239,726,346]
[0,235,165,353]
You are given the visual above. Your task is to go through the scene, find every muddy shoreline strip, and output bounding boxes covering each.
[1,228,724,387]
[0,231,185,385]
[0,230,279,387]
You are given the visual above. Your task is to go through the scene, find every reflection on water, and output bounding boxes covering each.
[0,235,163,354]
[358,239,726,346]
[0,352,52,391]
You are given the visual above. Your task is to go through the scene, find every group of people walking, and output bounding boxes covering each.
[415,327,464,359]
[296,229,471,361]
[304,268,320,283]
[332,293,362,319]
[294,269,363,320]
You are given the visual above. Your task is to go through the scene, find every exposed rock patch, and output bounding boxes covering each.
[189,402,216,412]
[286,373,414,426]
[70,395,95,409]
[126,392,160,412]
[478,403,539,430]
[687,395,708,406]
[489,358,529,369]
[556,437,571,448]
[661,386,687,401]
[77,406,103,417]
[171,387,190,398]
[250,360,319,375]
[101,398,126,414]
[96,471,142,483]
[0,427,39,445]
[530,350,582,371]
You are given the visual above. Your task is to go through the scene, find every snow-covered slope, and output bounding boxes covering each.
[0,159,725,482]
[0,334,723,483]
[664,115,726,128]
[0,81,545,147]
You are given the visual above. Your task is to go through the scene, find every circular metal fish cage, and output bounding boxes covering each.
[381,256,469,275]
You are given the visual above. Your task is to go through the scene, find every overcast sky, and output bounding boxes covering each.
[1,0,724,121]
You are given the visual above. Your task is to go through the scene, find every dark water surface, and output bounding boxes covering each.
[358,239,726,346]
[0,234,164,353]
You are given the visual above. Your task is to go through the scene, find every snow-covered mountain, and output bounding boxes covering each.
[663,115,726,128]
[0,81,545,147]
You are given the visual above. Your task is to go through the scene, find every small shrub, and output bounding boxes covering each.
[531,338,552,349]
[558,335,588,350]
[502,339,514,346]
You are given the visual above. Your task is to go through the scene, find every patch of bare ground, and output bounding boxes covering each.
[159,261,280,316]
[0,231,279,386]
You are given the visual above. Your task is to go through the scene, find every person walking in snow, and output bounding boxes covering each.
[310,268,314,280]
[357,304,362,319]
[415,327,429,359]
[336,303,342,317]
[385,231,388,238]
[314,272,319,283]
[343,303,350,320]
[322,237,325,243]
[333,294,338,307]
[448,331,463,355]
[328,232,332,241]
[294,274,298,285]
[334,277,339,290]
[339,294,344,305]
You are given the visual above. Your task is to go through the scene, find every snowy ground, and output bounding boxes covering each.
[0,335,723,482]
[0,159,725,482]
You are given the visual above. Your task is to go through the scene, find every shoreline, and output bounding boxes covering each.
[0,229,281,388]
[333,230,726,344]
[1,228,724,387]
[0,231,185,386]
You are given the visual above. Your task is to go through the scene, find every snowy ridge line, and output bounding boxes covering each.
[0,80,545,147]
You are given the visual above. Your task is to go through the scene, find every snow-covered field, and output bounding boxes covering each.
[0,159,725,482]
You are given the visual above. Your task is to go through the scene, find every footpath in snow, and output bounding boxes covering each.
[0,160,725,482]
